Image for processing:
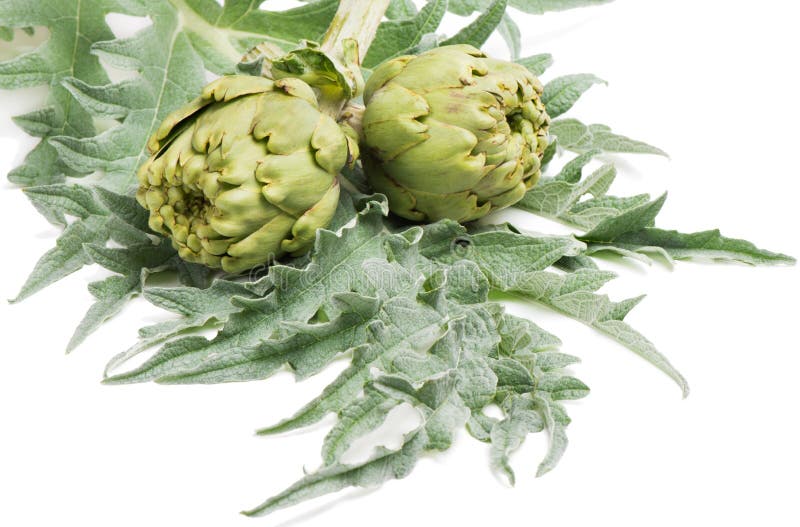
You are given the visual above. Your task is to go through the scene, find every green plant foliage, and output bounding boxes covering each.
[1,0,794,519]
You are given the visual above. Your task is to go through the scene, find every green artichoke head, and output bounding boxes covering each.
[137,75,357,274]
[361,44,550,223]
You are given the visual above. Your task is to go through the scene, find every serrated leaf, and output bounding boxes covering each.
[66,240,177,352]
[103,204,392,384]
[563,194,652,231]
[50,2,207,192]
[66,274,141,353]
[6,0,341,303]
[156,293,381,385]
[103,279,269,377]
[518,156,661,233]
[420,221,586,280]
[580,193,667,241]
[12,107,59,138]
[247,373,469,516]
[321,387,402,465]
[488,313,583,483]
[93,187,151,233]
[424,224,688,396]
[15,182,176,310]
[23,184,106,221]
[0,0,113,187]
[9,215,109,303]
[505,270,670,350]
[547,288,688,397]
[517,161,618,224]
[587,228,796,266]
[259,294,451,434]
[5,0,793,520]
[244,428,429,517]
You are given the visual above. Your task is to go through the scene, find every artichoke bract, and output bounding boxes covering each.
[361,44,550,223]
[137,75,356,274]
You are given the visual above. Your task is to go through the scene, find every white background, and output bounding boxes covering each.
[2,1,799,526]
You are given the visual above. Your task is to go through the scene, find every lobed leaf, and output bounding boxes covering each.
[421,224,689,396]
[156,294,381,385]
[579,193,667,242]
[0,0,113,187]
[321,387,402,465]
[66,240,177,352]
[587,228,796,266]
[244,430,429,517]
[104,203,391,384]
[9,215,109,303]
[103,278,271,376]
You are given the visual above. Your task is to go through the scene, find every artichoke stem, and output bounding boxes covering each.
[320,0,390,64]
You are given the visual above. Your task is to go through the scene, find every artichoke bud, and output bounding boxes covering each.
[361,44,551,223]
[137,75,357,274]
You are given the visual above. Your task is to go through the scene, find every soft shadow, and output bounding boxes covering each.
[270,487,380,527]
[587,250,652,276]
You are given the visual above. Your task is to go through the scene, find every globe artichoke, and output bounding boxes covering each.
[361,44,550,223]
[137,75,357,273]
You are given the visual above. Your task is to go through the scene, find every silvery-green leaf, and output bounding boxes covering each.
[364,0,447,68]
[516,53,553,76]
[442,0,508,48]
[321,387,402,465]
[490,396,545,484]
[498,14,521,59]
[543,74,606,118]
[104,204,391,384]
[551,118,668,156]
[587,228,796,266]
